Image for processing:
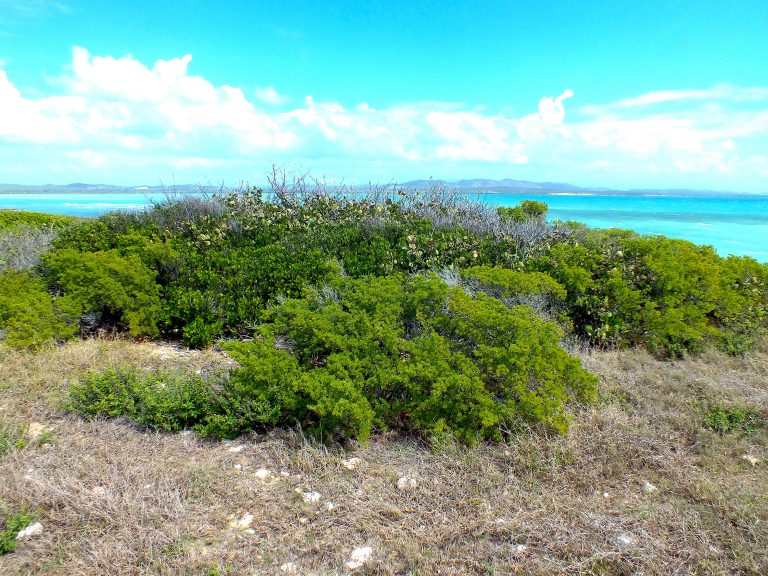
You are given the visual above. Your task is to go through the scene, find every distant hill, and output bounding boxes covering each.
[1,180,765,197]
[0,183,224,195]
[400,178,765,197]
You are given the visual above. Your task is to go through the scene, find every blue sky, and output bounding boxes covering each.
[1,0,767,191]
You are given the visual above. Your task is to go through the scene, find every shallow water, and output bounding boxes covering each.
[1,191,767,261]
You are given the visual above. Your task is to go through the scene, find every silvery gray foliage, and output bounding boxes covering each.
[0,224,59,272]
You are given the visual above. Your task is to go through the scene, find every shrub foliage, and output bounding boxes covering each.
[4,181,768,442]
[70,273,597,442]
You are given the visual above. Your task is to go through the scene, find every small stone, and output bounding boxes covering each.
[279,562,298,574]
[615,533,634,547]
[227,445,244,453]
[345,546,373,569]
[230,513,254,529]
[642,480,657,494]
[244,528,256,535]
[280,471,291,477]
[255,468,272,480]
[296,489,321,503]
[341,457,362,471]
[397,476,417,490]
[233,464,242,471]
[324,501,335,511]
[603,492,610,498]
[493,517,507,524]
[743,454,760,466]
[298,516,309,525]
[91,486,107,496]
[15,522,43,540]
[514,543,527,554]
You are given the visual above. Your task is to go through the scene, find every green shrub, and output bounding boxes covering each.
[497,200,548,223]
[529,229,768,357]
[0,509,35,555]
[0,210,78,231]
[41,249,162,338]
[462,265,567,319]
[219,273,597,442]
[44,189,767,358]
[702,403,764,434]
[69,365,214,432]
[0,270,76,349]
[65,273,597,443]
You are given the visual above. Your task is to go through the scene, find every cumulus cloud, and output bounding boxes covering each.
[572,85,768,181]
[0,47,767,190]
[255,86,287,106]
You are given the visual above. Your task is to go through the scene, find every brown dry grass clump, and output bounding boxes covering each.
[1,339,766,575]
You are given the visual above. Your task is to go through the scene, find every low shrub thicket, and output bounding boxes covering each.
[69,365,213,431]
[0,225,59,273]
[702,403,764,435]
[530,229,768,356]
[3,182,768,444]
[0,210,77,231]
[69,273,598,442]
[40,249,163,338]
[3,187,767,359]
[0,270,76,349]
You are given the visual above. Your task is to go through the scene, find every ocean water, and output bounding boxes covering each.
[483,193,768,262]
[1,191,767,262]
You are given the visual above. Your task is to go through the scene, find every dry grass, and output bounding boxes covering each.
[1,339,766,575]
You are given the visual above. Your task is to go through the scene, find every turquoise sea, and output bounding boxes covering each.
[1,191,767,262]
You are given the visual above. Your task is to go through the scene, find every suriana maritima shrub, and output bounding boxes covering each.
[0,270,76,349]
[7,180,768,444]
[69,272,598,443]
[34,181,767,357]
[40,248,162,338]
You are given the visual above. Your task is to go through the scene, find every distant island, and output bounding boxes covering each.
[1,179,766,197]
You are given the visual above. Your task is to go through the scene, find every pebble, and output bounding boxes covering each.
[642,480,657,494]
[279,562,298,574]
[255,468,272,480]
[397,476,417,490]
[15,522,43,540]
[743,454,760,466]
[230,513,254,529]
[341,457,362,471]
[345,546,373,569]
[297,489,321,503]
[227,445,244,453]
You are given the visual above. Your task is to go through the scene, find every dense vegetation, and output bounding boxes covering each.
[2,182,767,442]
[70,272,597,442]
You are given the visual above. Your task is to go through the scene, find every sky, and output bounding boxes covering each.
[1,0,767,192]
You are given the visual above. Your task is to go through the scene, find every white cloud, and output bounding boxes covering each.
[255,86,287,106]
[0,47,767,191]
